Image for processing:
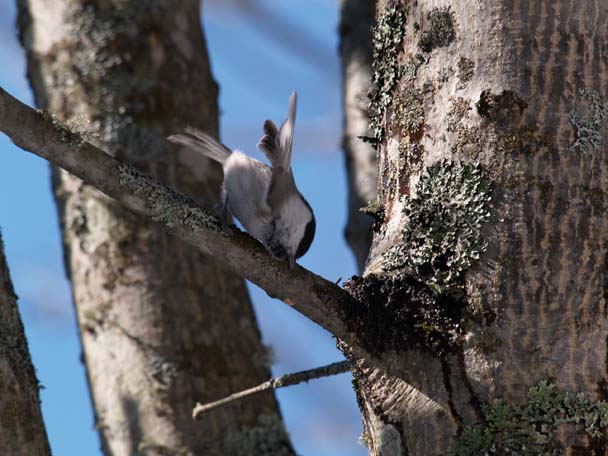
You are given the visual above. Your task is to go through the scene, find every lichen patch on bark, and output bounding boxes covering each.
[569,88,608,152]
[391,86,425,141]
[364,5,405,148]
[449,381,608,455]
[381,161,492,295]
[418,8,456,53]
[359,198,385,233]
[117,163,222,232]
[456,57,474,89]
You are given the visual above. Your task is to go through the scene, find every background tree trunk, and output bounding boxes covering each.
[0,230,51,456]
[339,0,378,272]
[17,1,293,455]
[349,0,608,454]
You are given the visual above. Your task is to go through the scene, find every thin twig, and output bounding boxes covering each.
[192,361,351,419]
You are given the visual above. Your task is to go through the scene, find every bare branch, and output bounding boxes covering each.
[0,86,358,347]
[192,360,350,419]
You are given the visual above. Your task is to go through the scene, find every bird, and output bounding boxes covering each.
[168,92,315,269]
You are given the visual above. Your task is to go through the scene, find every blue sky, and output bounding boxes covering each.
[0,1,367,455]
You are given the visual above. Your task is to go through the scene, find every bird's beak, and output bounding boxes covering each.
[288,255,295,270]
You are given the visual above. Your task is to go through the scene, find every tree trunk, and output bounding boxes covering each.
[0,231,52,456]
[349,1,608,454]
[17,1,293,455]
[339,0,378,272]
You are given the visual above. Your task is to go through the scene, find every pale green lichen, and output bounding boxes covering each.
[360,198,385,233]
[358,431,371,448]
[36,109,84,148]
[398,139,424,177]
[570,88,608,152]
[392,87,425,137]
[360,198,384,219]
[382,161,492,295]
[363,6,455,148]
[363,6,405,148]
[62,2,170,151]
[449,381,608,455]
[403,52,429,82]
[224,414,293,456]
[360,198,384,218]
[117,163,222,232]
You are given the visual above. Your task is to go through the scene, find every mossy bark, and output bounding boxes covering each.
[0,231,51,456]
[339,0,378,272]
[351,1,608,454]
[17,1,293,455]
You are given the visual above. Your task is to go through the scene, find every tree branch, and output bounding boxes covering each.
[0,86,358,346]
[192,360,350,419]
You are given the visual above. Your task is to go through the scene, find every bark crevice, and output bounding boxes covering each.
[441,357,464,433]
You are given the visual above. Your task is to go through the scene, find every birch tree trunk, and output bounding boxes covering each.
[0,231,51,456]
[339,0,378,272]
[17,1,293,455]
[348,0,608,454]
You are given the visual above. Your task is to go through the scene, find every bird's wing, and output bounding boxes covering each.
[257,91,297,175]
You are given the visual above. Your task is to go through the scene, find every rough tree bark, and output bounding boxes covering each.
[0,230,51,456]
[6,0,608,453]
[17,1,293,455]
[348,0,608,455]
[339,0,378,272]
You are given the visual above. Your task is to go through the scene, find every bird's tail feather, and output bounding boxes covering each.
[257,91,297,174]
[168,127,231,164]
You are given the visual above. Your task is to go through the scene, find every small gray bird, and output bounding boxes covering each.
[168,92,315,269]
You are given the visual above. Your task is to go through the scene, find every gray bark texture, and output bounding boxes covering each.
[5,0,607,453]
[16,1,293,455]
[339,0,378,272]
[350,0,608,455]
[0,231,52,456]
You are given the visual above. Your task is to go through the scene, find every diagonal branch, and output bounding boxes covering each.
[0,86,357,347]
[192,360,351,419]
